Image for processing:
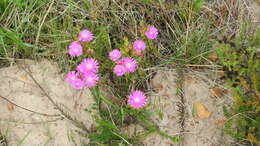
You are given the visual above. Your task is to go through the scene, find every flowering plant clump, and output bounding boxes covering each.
[66,58,100,89]
[127,90,147,109]
[66,25,158,109]
[109,49,138,76]
[66,29,99,89]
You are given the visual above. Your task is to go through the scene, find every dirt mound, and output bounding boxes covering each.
[0,60,95,146]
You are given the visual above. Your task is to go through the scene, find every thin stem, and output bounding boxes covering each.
[0,95,60,117]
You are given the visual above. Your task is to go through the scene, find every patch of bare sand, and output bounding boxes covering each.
[124,69,234,146]
[0,60,95,146]
[182,71,234,146]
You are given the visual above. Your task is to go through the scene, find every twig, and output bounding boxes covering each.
[0,95,59,117]
[0,117,63,125]
[185,64,221,67]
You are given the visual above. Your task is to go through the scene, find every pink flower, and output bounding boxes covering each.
[78,29,94,42]
[109,49,121,61]
[128,90,147,109]
[145,26,158,40]
[113,65,127,76]
[118,57,137,73]
[133,40,146,51]
[66,71,78,84]
[77,58,99,73]
[83,72,99,88]
[71,78,85,89]
[69,41,83,57]
[66,71,84,89]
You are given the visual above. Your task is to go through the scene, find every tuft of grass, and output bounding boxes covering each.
[0,130,8,146]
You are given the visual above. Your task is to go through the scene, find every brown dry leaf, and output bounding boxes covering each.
[194,103,211,119]
[90,124,97,132]
[207,53,218,62]
[165,141,175,145]
[20,74,28,80]
[216,71,225,76]
[246,101,258,105]
[211,88,228,98]
[193,103,211,119]
[7,104,14,111]
[214,120,227,126]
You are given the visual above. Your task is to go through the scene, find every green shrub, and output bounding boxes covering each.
[217,25,260,145]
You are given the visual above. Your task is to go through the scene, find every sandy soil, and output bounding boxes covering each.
[124,69,234,146]
[0,60,95,146]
